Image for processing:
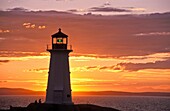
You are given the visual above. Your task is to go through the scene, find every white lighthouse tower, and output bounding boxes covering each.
[45,28,73,104]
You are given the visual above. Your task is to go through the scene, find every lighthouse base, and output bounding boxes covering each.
[45,89,73,104]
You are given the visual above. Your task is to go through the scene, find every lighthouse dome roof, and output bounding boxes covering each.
[51,28,68,38]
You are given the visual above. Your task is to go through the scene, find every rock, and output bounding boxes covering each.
[2,103,120,111]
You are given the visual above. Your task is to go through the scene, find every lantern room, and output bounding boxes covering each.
[51,28,68,49]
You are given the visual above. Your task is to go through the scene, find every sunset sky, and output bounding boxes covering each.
[0,0,170,92]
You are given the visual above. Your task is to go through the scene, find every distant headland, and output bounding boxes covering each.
[0,88,169,97]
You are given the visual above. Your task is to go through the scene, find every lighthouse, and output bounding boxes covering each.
[45,28,73,104]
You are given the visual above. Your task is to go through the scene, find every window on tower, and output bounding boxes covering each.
[53,38,57,44]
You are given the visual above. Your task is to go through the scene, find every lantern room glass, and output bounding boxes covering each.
[53,38,67,44]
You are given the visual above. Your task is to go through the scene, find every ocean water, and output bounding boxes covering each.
[0,95,170,111]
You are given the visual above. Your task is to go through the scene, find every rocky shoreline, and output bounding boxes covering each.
[0,103,120,111]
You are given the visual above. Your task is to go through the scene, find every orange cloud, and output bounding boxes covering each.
[127,7,146,12]
[23,23,46,29]
[38,25,46,29]
[0,29,10,33]
[0,51,48,57]
[26,68,48,73]
[23,23,36,29]
[23,23,31,26]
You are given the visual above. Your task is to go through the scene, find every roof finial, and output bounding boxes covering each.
[59,28,61,32]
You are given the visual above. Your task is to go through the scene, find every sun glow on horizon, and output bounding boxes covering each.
[0,51,170,92]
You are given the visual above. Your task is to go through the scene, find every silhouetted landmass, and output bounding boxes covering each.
[74,91,170,97]
[0,88,45,95]
[0,88,169,97]
[0,103,120,111]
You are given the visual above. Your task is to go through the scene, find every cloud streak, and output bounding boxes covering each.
[125,7,146,12]
[89,7,130,12]
[0,60,10,63]
[0,81,7,83]
[68,6,131,13]
[117,59,170,71]
[68,5,146,14]
[7,7,29,12]
[0,51,48,57]
[26,68,48,73]
[135,32,170,36]
[85,59,170,72]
